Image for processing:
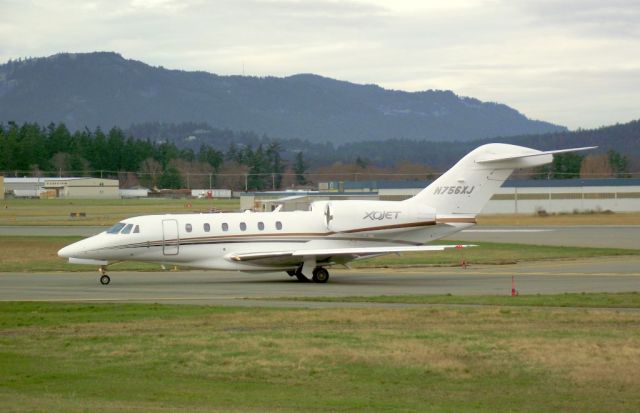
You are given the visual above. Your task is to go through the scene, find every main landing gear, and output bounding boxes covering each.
[99,265,111,285]
[287,267,330,283]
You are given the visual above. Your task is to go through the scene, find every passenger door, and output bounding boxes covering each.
[162,219,179,255]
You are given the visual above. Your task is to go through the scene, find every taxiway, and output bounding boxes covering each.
[1,257,638,307]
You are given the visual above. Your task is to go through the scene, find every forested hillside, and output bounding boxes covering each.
[126,119,640,169]
[1,119,636,191]
[0,52,564,143]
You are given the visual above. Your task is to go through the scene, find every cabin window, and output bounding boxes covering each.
[106,223,126,234]
[276,221,283,230]
[121,224,133,234]
[185,223,192,233]
[133,225,140,233]
[222,223,229,231]
[258,222,265,231]
[204,223,211,232]
[240,222,247,231]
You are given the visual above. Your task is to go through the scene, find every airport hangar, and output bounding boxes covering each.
[242,178,640,214]
[2,177,120,199]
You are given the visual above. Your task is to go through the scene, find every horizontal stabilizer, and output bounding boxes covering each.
[227,244,476,262]
[476,146,597,164]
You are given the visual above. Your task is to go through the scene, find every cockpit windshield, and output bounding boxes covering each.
[106,223,126,234]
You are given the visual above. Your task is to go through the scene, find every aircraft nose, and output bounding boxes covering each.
[58,240,85,258]
[57,244,75,258]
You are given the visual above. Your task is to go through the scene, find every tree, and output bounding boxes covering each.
[217,161,249,191]
[226,143,242,163]
[198,144,223,171]
[580,155,613,178]
[539,153,583,179]
[608,150,629,178]
[246,145,270,190]
[158,166,182,189]
[139,158,163,189]
[355,156,369,169]
[170,158,213,189]
[50,152,72,176]
[293,151,307,185]
[266,142,285,189]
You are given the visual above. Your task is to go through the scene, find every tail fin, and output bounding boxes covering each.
[405,143,596,215]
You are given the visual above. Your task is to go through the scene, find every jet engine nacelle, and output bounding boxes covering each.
[313,200,436,233]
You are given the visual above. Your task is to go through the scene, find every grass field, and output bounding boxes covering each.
[1,235,638,272]
[1,299,639,412]
[273,292,640,308]
[0,198,240,226]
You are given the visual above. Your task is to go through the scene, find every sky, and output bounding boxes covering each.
[1,0,639,130]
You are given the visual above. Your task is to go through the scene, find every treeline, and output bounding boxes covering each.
[0,122,305,190]
[531,151,631,179]
[1,121,636,192]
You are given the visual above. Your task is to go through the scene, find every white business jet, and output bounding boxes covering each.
[58,143,594,285]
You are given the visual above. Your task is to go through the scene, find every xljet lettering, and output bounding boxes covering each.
[433,185,475,195]
[363,211,401,220]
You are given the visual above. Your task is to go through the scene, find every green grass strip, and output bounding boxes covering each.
[274,292,640,308]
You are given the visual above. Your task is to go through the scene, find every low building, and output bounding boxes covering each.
[191,189,232,199]
[314,179,640,214]
[4,177,120,199]
[120,188,150,198]
[488,179,640,214]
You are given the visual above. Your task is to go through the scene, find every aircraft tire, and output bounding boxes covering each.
[312,267,329,283]
[100,274,111,285]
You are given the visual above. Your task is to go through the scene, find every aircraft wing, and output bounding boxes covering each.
[226,244,476,265]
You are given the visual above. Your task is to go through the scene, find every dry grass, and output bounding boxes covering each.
[0,198,240,226]
[0,236,159,272]
[2,302,640,411]
[508,337,640,385]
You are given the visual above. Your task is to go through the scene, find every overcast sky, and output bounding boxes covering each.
[1,0,639,130]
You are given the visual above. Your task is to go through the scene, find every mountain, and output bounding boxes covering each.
[0,52,565,143]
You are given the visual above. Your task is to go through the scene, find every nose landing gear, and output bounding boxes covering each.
[99,266,111,285]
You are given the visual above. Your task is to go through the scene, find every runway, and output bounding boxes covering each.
[1,257,638,307]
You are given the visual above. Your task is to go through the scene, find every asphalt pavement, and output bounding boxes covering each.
[1,257,638,307]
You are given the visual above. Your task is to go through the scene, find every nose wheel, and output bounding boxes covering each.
[99,266,111,285]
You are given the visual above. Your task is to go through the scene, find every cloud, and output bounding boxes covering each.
[0,0,638,129]
[514,0,640,37]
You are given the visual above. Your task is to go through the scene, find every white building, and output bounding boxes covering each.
[311,179,640,214]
